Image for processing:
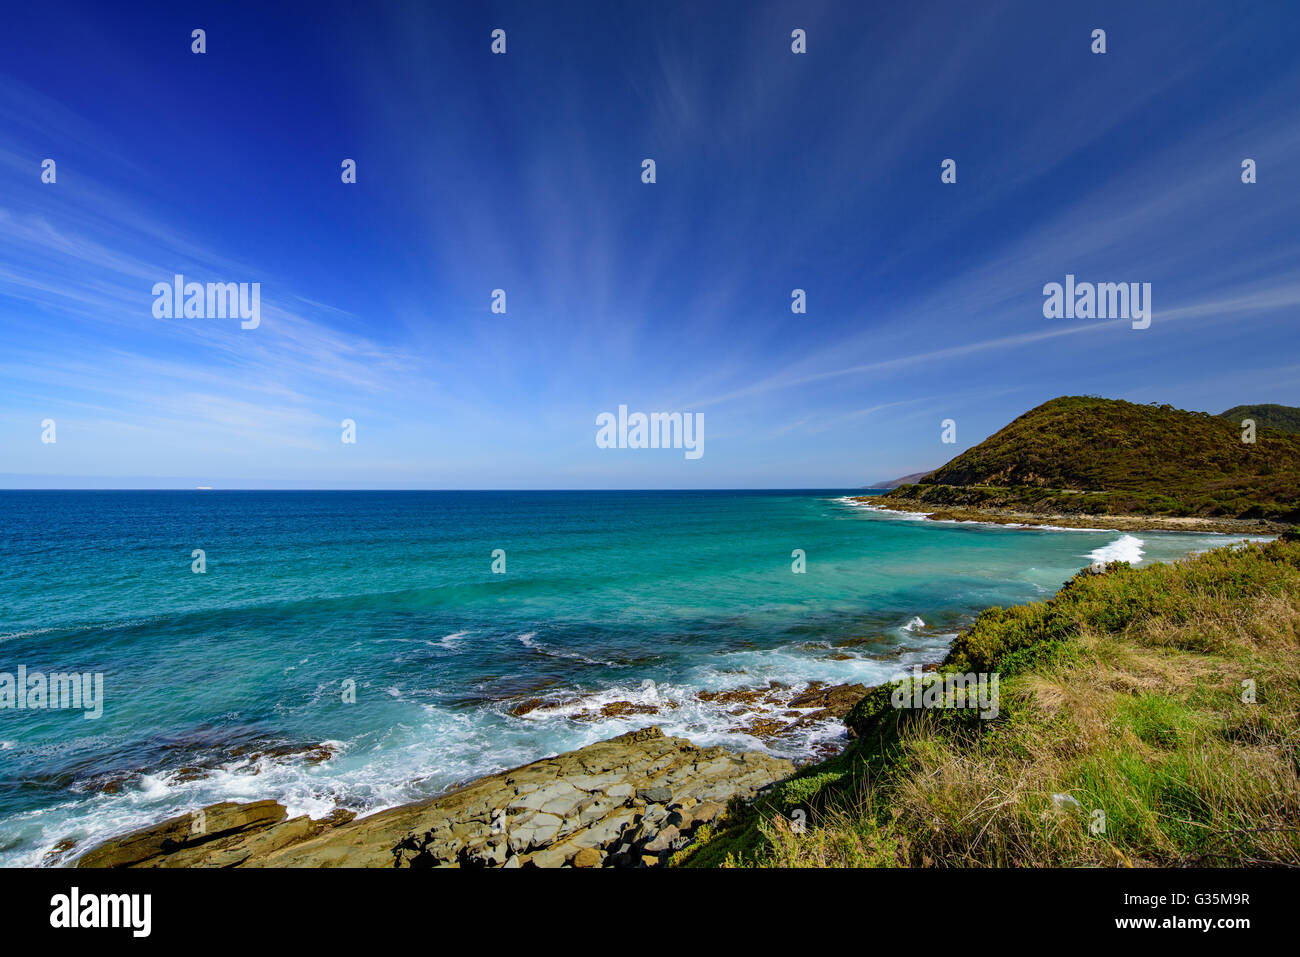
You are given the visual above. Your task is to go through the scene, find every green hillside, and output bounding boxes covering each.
[883,396,1300,521]
[1220,404,1300,435]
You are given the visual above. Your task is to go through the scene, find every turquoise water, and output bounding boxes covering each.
[0,490,1254,866]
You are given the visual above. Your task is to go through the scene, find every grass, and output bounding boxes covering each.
[671,532,1300,868]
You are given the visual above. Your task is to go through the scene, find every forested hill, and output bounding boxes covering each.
[884,396,1300,520]
[1219,404,1300,435]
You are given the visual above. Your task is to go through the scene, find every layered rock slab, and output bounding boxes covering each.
[75,727,792,868]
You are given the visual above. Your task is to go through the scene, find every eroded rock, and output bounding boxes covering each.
[75,727,793,869]
[74,800,287,868]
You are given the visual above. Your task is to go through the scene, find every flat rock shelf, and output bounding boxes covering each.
[74,727,794,869]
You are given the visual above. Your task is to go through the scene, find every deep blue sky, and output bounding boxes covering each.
[1,0,1298,488]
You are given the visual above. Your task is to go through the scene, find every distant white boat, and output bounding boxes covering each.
[195,486,213,490]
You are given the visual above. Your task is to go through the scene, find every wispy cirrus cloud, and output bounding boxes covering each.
[2,0,1297,487]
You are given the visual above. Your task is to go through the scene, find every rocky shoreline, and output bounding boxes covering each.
[853,495,1286,535]
[73,727,799,868]
[64,674,881,869]
[510,679,870,760]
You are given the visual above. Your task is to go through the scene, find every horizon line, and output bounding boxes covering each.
[0,486,891,493]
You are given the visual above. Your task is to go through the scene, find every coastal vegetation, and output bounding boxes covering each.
[1220,404,1300,435]
[878,396,1300,522]
[672,532,1300,867]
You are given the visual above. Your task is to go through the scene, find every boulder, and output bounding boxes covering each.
[75,800,287,868]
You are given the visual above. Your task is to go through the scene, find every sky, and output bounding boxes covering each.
[1,0,1298,489]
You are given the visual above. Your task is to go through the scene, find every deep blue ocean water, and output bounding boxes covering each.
[0,489,1253,865]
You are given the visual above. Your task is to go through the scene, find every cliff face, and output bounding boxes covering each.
[74,727,793,869]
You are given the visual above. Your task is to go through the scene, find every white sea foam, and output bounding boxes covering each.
[509,675,838,757]
[1088,534,1145,565]
[2,711,544,867]
[516,631,622,667]
[0,627,58,642]
[836,495,1119,533]
[505,631,957,763]
[841,498,932,520]
[922,515,1110,532]
[9,626,964,868]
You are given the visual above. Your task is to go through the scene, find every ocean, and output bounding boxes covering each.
[0,489,1251,866]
